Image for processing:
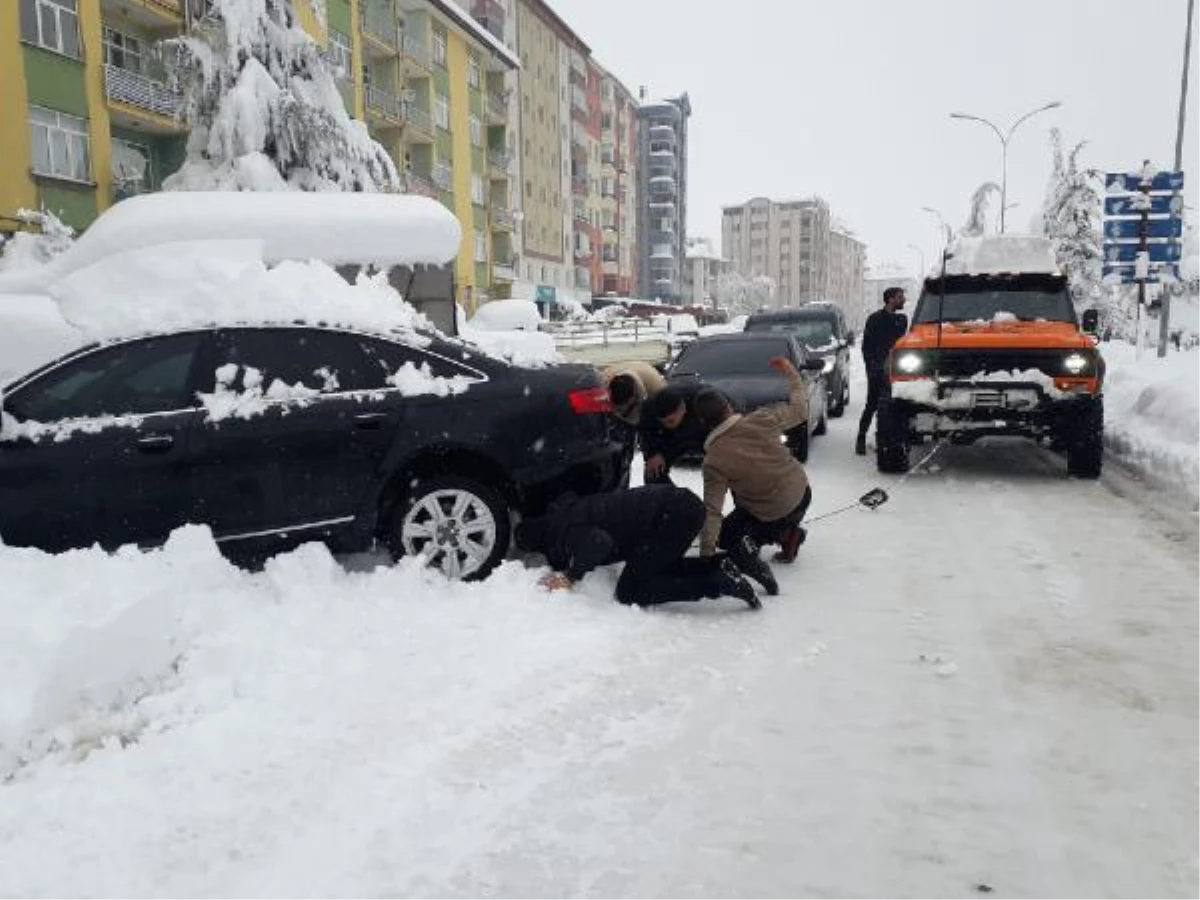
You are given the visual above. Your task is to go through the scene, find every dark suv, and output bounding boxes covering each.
[744,302,854,416]
[0,324,629,579]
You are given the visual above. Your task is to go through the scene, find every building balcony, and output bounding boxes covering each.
[366,85,404,124]
[488,150,511,178]
[101,0,183,32]
[433,162,453,191]
[571,85,588,113]
[471,0,506,40]
[570,49,587,78]
[360,3,400,56]
[649,123,676,139]
[651,244,674,260]
[491,206,514,230]
[602,260,619,276]
[573,203,590,223]
[401,33,432,74]
[492,260,516,281]
[571,175,588,197]
[405,172,439,199]
[486,91,508,124]
[403,102,434,142]
[104,65,183,130]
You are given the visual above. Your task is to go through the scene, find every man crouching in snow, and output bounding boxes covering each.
[513,484,760,609]
[693,357,813,597]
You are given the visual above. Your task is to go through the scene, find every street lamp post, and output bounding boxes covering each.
[921,206,953,246]
[949,101,1062,232]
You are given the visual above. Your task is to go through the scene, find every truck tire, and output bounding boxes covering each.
[875,396,911,474]
[1066,397,1104,479]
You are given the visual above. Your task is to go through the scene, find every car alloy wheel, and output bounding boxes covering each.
[401,485,500,580]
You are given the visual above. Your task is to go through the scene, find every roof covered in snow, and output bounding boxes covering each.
[942,234,1059,276]
[0,192,463,295]
[431,0,521,70]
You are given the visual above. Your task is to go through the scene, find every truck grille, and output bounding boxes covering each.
[933,348,1067,378]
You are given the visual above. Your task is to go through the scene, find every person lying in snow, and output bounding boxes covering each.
[513,483,761,609]
[693,356,813,597]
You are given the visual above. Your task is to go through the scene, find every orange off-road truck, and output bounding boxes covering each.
[876,235,1105,478]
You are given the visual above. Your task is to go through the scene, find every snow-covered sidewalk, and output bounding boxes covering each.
[1101,342,1199,498]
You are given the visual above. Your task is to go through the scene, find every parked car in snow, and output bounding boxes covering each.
[663,332,828,462]
[0,324,630,579]
[744,302,854,417]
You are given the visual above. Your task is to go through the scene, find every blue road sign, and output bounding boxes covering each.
[1105,194,1185,216]
[1103,242,1183,264]
[1105,171,1185,192]
[1103,218,1184,239]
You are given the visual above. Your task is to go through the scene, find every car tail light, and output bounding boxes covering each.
[568,386,613,415]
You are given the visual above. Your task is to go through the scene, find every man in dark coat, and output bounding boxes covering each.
[514,484,760,609]
[856,286,909,455]
[637,388,707,485]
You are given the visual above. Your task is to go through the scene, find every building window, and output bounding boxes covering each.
[29,106,90,182]
[475,229,487,262]
[328,29,353,80]
[432,30,447,67]
[102,26,143,72]
[471,173,485,206]
[20,0,80,58]
[467,55,480,88]
[112,137,153,194]
[469,114,482,147]
[434,93,449,129]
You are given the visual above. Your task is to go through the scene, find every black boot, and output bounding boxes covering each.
[730,535,778,596]
[855,433,867,456]
[717,557,761,609]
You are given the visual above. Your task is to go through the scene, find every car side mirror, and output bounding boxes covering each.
[800,358,826,372]
[1081,309,1099,334]
[846,330,856,346]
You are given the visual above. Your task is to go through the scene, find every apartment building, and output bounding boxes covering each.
[682,236,729,308]
[1,0,517,312]
[598,66,638,296]
[721,196,866,312]
[636,91,690,302]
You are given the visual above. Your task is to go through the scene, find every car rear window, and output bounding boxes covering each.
[672,338,791,376]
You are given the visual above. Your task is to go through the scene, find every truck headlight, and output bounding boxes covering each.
[895,351,924,374]
[1063,352,1090,374]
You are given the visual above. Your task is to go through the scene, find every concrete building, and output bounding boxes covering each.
[682,236,729,308]
[860,264,920,332]
[721,196,866,314]
[636,91,690,302]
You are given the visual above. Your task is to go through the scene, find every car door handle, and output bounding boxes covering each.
[137,433,175,453]
[353,412,388,430]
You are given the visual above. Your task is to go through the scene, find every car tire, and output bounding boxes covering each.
[813,410,828,436]
[387,475,511,581]
[875,397,910,474]
[829,374,847,418]
[1065,398,1103,479]
[787,425,810,463]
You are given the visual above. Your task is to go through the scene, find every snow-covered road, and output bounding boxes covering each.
[1,375,1196,898]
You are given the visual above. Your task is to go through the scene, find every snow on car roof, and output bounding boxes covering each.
[942,234,1059,276]
[0,192,463,295]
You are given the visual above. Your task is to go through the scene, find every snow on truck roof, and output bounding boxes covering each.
[0,192,463,294]
[941,234,1059,277]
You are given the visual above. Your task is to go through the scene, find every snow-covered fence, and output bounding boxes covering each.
[545,319,672,367]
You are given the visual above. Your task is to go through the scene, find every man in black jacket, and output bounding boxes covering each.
[514,484,761,609]
[856,286,909,455]
[637,388,707,485]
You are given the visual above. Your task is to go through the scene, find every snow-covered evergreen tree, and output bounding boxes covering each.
[715,271,776,314]
[961,182,1000,237]
[1040,128,1104,317]
[165,0,398,192]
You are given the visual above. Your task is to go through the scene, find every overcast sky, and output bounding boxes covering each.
[551,0,1198,278]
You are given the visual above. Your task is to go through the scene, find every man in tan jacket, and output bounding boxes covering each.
[693,356,812,596]
[601,360,667,426]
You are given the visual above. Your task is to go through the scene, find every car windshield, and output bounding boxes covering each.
[672,339,790,376]
[746,316,834,347]
[914,276,1074,323]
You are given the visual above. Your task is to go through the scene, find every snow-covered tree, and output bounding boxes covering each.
[715,271,775,315]
[0,209,75,274]
[961,182,1001,237]
[1040,128,1104,318]
[165,0,398,192]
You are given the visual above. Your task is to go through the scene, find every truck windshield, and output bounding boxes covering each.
[914,275,1074,324]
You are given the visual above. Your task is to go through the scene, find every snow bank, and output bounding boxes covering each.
[945,234,1059,276]
[469,298,543,332]
[0,192,461,295]
[1102,342,1199,496]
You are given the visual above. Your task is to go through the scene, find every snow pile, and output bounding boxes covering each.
[892,369,1065,405]
[0,210,75,276]
[1101,342,1199,495]
[387,361,472,397]
[469,298,543,332]
[945,234,1059,276]
[197,363,321,421]
[457,303,559,367]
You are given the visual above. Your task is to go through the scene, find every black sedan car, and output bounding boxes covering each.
[744,302,854,417]
[0,323,629,579]
[665,333,828,461]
